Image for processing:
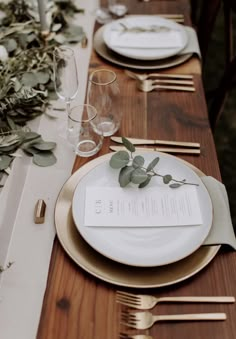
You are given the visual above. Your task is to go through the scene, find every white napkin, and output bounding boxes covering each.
[109,27,184,49]
[202,176,236,249]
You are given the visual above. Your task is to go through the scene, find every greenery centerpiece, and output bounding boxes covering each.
[0,0,86,185]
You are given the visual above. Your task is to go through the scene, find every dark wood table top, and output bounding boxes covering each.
[37,1,236,338]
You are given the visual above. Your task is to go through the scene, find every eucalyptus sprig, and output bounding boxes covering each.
[0,261,14,274]
[119,23,171,34]
[109,137,198,189]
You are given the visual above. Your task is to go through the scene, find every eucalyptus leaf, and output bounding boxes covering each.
[33,151,57,167]
[146,156,159,172]
[163,174,172,184]
[35,71,50,85]
[169,183,182,189]
[4,38,17,52]
[139,175,152,188]
[21,72,38,87]
[119,166,134,187]
[33,141,56,151]
[131,168,148,184]
[0,155,12,170]
[132,155,144,168]
[109,151,129,169]
[122,137,135,153]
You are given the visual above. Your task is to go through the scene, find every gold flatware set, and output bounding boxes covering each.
[125,69,195,92]
[117,291,235,334]
[110,136,201,155]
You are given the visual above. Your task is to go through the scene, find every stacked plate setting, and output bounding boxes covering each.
[54,152,220,288]
[94,15,192,70]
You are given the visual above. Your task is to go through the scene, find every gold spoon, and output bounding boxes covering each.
[137,80,195,92]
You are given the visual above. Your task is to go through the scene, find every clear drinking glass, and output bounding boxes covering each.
[53,46,79,114]
[108,0,128,17]
[67,104,103,157]
[87,69,122,137]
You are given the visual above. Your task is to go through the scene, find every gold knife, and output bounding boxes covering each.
[111,136,200,148]
[110,145,201,154]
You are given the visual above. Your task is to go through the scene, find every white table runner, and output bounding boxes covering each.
[0,1,98,338]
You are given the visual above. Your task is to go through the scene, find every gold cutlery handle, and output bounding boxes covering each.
[154,140,200,147]
[161,296,235,303]
[148,73,193,79]
[155,313,227,322]
[152,84,195,92]
[140,147,200,154]
[152,79,194,85]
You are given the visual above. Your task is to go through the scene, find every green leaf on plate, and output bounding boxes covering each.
[119,166,134,187]
[146,156,159,172]
[132,155,144,168]
[163,174,172,184]
[0,155,12,171]
[122,137,136,153]
[109,151,130,169]
[131,168,148,184]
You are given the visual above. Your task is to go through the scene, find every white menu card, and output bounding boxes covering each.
[84,185,202,227]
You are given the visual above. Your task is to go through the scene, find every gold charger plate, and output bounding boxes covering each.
[93,25,193,70]
[55,153,220,288]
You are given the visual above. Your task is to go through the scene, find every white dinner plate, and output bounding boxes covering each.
[103,15,188,60]
[72,152,213,267]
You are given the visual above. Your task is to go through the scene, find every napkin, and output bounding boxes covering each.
[109,26,184,49]
[180,26,201,58]
[202,176,236,249]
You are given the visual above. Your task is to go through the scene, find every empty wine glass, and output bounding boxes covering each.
[53,46,79,114]
[87,69,122,137]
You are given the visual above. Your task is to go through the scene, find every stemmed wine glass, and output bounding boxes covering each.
[53,46,79,115]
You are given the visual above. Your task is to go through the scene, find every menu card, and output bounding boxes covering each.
[84,186,202,227]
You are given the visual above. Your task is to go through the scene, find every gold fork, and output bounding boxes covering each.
[125,69,194,81]
[116,291,235,310]
[120,333,152,339]
[121,311,227,330]
[142,79,194,86]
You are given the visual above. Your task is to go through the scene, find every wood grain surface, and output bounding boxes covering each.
[37,1,236,339]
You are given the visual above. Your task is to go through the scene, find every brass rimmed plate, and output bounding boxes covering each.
[93,25,193,70]
[55,154,220,288]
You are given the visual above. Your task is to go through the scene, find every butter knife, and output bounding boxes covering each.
[110,145,201,154]
[111,136,200,148]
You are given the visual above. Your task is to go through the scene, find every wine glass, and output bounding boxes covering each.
[53,46,79,115]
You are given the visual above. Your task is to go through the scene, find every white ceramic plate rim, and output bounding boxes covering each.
[72,152,213,267]
[103,15,188,60]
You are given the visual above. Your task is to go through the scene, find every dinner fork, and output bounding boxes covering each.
[120,333,152,339]
[116,291,235,310]
[125,69,194,81]
[142,78,194,86]
[121,311,227,330]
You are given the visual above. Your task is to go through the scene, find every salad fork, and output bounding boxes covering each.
[116,291,235,310]
[121,311,227,330]
[120,333,152,339]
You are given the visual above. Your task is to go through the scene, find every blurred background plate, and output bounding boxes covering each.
[94,25,192,70]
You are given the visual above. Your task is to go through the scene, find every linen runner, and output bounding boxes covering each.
[0,1,97,338]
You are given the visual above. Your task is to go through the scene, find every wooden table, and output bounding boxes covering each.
[37,1,236,338]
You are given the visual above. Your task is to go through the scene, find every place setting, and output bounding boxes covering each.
[54,131,236,288]
[93,13,201,70]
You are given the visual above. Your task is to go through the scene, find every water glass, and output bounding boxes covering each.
[87,69,122,137]
[108,0,128,17]
[67,104,103,157]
